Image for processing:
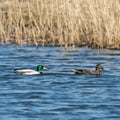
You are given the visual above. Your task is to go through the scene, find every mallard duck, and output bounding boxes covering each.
[14,65,48,75]
[73,64,103,76]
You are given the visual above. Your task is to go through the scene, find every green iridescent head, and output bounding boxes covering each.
[37,65,48,72]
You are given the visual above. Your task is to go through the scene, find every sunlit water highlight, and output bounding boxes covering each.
[0,45,120,120]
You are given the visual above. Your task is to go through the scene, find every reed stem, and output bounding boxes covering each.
[0,0,120,49]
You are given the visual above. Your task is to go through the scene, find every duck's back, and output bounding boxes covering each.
[14,69,40,75]
[73,69,97,75]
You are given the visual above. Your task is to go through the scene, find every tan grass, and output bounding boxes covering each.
[0,0,120,49]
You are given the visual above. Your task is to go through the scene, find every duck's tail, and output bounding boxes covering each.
[72,69,76,72]
[14,69,17,73]
[72,69,83,74]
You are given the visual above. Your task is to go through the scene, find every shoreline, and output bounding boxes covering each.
[1,41,120,50]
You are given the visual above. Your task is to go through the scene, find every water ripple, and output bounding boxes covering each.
[0,45,120,119]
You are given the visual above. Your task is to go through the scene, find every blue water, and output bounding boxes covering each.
[0,45,120,120]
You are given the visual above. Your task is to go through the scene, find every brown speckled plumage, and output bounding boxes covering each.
[73,64,103,76]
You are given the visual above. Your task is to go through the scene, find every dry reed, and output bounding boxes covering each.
[0,0,120,49]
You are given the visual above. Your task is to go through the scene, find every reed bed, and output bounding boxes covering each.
[0,0,120,49]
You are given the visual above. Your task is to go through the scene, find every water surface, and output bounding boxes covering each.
[0,45,120,120]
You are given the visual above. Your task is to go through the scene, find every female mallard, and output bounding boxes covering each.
[14,65,48,75]
[73,64,103,76]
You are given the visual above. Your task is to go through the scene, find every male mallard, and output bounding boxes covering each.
[14,65,48,75]
[73,64,103,76]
